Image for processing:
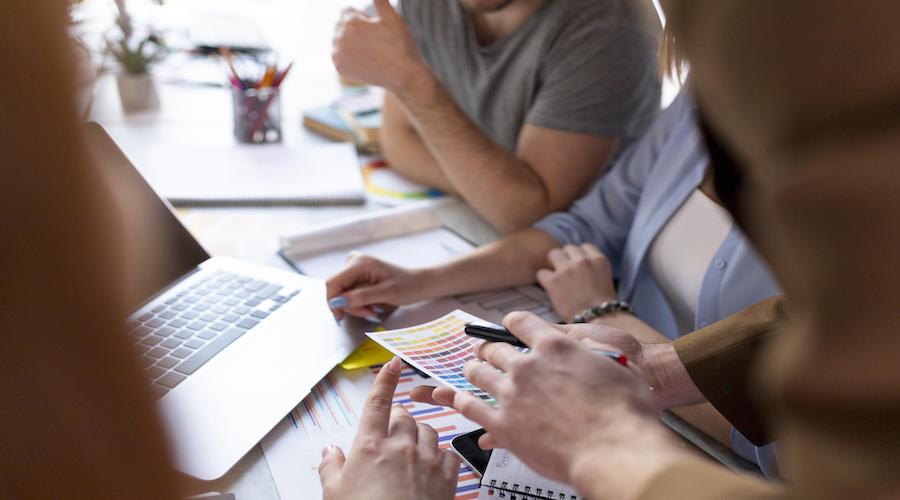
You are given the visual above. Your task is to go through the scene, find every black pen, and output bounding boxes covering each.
[464,320,629,367]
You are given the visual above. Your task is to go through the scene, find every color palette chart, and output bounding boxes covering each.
[365,310,496,404]
[261,364,483,500]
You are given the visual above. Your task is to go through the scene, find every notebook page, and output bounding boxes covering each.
[479,449,581,500]
[139,142,364,204]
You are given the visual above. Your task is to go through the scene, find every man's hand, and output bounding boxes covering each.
[411,320,705,411]
[564,323,706,409]
[449,312,693,499]
[536,244,617,321]
[319,357,460,500]
[332,0,428,93]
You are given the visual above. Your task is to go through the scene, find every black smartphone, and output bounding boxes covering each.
[450,428,492,476]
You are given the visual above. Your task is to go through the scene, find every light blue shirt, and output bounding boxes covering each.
[534,91,782,477]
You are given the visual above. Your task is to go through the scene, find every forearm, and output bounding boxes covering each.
[571,422,697,500]
[669,403,734,447]
[590,312,668,344]
[423,228,559,299]
[592,314,731,445]
[382,126,457,194]
[395,69,555,234]
[381,93,458,194]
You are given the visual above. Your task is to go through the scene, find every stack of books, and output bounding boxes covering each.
[303,87,382,154]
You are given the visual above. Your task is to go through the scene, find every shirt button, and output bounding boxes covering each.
[699,321,710,328]
[714,258,727,270]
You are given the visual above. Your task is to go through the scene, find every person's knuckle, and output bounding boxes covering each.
[366,395,392,412]
[509,365,529,384]
[496,381,516,400]
[394,439,417,459]
[540,334,571,353]
[455,393,474,413]
[358,437,380,457]
[420,423,438,440]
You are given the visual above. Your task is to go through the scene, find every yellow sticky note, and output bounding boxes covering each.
[340,337,394,370]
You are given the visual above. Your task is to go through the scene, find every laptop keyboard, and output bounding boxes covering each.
[129,270,301,399]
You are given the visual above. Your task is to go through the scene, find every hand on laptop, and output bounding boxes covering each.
[326,253,429,322]
[319,357,460,500]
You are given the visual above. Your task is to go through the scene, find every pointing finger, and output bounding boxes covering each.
[357,356,403,438]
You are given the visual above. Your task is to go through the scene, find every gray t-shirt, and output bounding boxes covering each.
[400,0,661,152]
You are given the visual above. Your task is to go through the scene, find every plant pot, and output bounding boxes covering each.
[116,73,160,113]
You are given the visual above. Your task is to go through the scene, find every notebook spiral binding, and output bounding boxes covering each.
[168,195,365,207]
[486,479,581,500]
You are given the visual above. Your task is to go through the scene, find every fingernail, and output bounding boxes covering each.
[322,444,336,457]
[364,315,381,323]
[388,356,402,373]
[328,296,348,309]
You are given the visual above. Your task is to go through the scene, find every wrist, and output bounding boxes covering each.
[391,62,438,104]
[569,420,689,500]
[644,343,705,409]
[415,265,449,300]
[574,300,633,323]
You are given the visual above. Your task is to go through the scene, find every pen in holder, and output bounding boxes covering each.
[233,87,282,144]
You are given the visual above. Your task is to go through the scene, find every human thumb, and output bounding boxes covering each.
[373,0,401,23]
[318,444,346,490]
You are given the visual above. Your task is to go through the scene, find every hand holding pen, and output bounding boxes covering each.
[442,311,689,495]
[464,320,629,366]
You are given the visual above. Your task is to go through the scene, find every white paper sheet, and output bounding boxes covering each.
[260,366,484,500]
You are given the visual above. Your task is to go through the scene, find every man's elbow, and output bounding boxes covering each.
[491,186,555,235]
[379,126,405,168]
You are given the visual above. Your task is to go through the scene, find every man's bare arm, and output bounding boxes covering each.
[333,0,617,234]
[380,92,458,194]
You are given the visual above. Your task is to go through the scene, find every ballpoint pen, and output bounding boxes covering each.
[464,321,629,367]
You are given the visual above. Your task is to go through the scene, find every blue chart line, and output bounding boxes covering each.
[410,406,446,417]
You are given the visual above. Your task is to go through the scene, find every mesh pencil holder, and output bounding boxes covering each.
[232,87,282,144]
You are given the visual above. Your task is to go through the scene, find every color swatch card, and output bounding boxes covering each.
[365,310,496,404]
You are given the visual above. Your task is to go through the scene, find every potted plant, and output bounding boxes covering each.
[106,0,165,113]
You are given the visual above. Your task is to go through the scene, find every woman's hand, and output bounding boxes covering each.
[536,244,617,321]
[319,357,460,500]
[326,253,430,322]
[449,312,692,499]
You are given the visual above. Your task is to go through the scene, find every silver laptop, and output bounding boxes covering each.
[86,123,361,480]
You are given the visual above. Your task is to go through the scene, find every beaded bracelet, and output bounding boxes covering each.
[572,301,634,324]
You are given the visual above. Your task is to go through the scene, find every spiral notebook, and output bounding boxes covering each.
[479,449,581,500]
[131,142,365,207]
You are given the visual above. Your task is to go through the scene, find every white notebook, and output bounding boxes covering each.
[479,449,581,500]
[135,142,364,207]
